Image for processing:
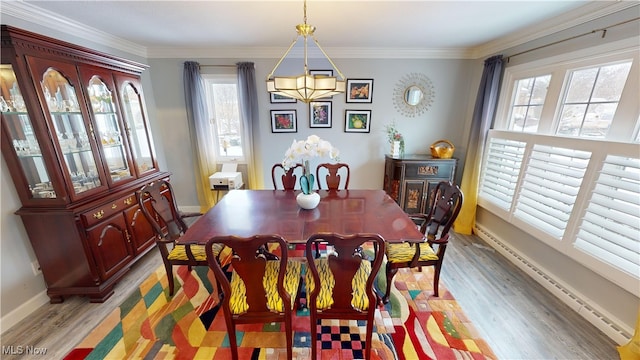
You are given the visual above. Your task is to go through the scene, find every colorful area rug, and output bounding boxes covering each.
[64,258,496,359]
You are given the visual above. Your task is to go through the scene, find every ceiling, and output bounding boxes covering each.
[3,1,621,59]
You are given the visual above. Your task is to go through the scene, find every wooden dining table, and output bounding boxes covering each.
[179,189,424,245]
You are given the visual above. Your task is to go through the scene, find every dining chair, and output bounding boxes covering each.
[316,162,350,190]
[382,181,463,303]
[271,163,303,190]
[137,179,230,296]
[205,235,302,360]
[305,232,385,360]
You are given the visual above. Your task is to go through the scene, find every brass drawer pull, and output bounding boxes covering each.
[124,197,133,205]
[111,204,118,210]
[93,210,104,219]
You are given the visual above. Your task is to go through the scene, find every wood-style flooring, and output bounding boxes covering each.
[1,231,619,359]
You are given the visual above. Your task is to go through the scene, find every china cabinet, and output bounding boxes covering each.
[383,154,457,214]
[1,26,169,302]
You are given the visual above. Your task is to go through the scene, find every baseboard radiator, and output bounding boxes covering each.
[474,224,631,345]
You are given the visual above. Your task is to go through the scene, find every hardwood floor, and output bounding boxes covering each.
[1,232,619,359]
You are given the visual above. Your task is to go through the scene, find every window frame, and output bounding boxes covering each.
[480,38,640,295]
[202,73,247,163]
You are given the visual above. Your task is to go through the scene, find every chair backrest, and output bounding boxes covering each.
[137,180,187,241]
[271,163,303,190]
[420,181,463,241]
[305,232,384,313]
[316,162,350,190]
[205,235,292,316]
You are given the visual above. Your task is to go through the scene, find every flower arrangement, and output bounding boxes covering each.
[282,135,340,194]
[384,121,405,155]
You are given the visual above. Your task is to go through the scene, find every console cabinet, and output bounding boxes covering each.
[383,154,457,214]
[1,26,169,302]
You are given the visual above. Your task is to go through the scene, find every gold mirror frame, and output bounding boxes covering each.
[392,72,435,117]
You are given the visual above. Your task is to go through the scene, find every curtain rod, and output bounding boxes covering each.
[507,17,639,62]
[199,64,237,68]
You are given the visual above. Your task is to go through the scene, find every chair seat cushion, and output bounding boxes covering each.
[306,258,372,311]
[386,242,438,263]
[229,259,301,315]
[167,243,226,262]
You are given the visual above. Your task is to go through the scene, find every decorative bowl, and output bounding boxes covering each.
[430,139,455,159]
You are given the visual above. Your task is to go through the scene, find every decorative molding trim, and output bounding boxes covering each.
[474,223,632,345]
[3,1,634,60]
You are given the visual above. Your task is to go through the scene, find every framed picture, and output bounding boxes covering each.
[271,110,297,133]
[270,93,297,104]
[346,79,374,103]
[344,109,371,133]
[309,101,332,128]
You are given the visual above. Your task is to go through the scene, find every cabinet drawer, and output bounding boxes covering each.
[405,161,456,180]
[81,194,136,228]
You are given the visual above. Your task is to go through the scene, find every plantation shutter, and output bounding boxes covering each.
[513,145,591,238]
[479,137,526,210]
[574,155,640,277]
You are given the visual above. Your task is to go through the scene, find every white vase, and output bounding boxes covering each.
[390,141,401,156]
[296,191,321,210]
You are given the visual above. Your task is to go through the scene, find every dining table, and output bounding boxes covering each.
[179,189,425,245]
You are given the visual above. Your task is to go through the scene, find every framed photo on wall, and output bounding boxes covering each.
[346,79,373,103]
[270,93,297,103]
[309,101,332,128]
[344,109,371,133]
[271,110,297,133]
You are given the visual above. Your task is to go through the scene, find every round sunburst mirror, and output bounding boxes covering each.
[393,73,435,117]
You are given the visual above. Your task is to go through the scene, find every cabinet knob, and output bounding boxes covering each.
[93,210,104,219]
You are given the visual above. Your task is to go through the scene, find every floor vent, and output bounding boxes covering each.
[474,224,630,344]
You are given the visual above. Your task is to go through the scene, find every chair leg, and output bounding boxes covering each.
[225,316,239,360]
[310,313,318,360]
[164,262,175,296]
[285,315,293,360]
[383,264,398,304]
[433,263,442,297]
[365,311,375,360]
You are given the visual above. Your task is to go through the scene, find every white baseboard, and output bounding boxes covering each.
[179,206,202,214]
[474,224,632,345]
[0,290,49,335]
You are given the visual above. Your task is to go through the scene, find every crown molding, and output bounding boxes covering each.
[2,1,634,61]
[471,1,638,59]
[1,1,148,58]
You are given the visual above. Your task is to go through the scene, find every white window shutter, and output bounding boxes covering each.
[479,137,526,210]
[574,155,640,277]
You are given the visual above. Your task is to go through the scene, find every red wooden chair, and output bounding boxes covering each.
[305,232,385,360]
[382,181,463,303]
[271,163,303,190]
[316,162,350,190]
[206,235,302,360]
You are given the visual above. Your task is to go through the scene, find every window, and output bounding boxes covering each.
[479,41,639,294]
[508,75,551,132]
[557,61,632,138]
[203,75,245,161]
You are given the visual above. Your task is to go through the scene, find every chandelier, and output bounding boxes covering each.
[266,0,345,103]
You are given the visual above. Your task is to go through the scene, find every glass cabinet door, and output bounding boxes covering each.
[40,67,104,196]
[118,77,157,176]
[86,74,134,184]
[0,65,57,199]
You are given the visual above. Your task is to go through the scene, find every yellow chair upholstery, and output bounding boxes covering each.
[306,258,372,311]
[386,242,439,263]
[229,259,301,314]
[382,181,463,304]
[305,233,385,360]
[206,234,301,360]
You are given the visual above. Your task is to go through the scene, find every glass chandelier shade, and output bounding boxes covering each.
[266,0,345,103]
